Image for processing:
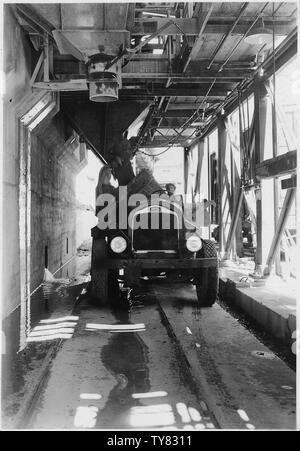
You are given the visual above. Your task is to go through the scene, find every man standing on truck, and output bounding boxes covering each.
[166,183,184,210]
[95,165,117,217]
[166,183,176,199]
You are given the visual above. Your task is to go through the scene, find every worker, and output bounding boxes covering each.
[165,183,184,218]
[166,183,176,198]
[95,165,117,216]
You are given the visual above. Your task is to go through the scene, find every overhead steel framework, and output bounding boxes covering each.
[13,2,297,149]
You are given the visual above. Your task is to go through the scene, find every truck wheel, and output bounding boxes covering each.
[195,240,219,307]
[90,238,119,305]
[90,267,109,304]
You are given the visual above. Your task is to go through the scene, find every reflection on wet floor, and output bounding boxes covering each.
[71,286,214,430]
[97,330,150,429]
[83,287,151,428]
[3,269,295,430]
[26,316,79,343]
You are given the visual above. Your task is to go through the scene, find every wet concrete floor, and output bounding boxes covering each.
[27,288,216,430]
[154,284,296,430]
[1,254,91,427]
[5,270,296,430]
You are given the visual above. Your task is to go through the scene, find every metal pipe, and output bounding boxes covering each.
[181,78,217,129]
[199,22,294,136]
[207,2,249,70]
[218,3,269,72]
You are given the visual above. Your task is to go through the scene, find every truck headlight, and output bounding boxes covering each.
[186,235,202,252]
[110,236,127,254]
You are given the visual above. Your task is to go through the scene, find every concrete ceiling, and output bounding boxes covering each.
[13,2,297,149]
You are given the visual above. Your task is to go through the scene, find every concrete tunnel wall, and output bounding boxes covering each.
[29,119,77,291]
[1,7,85,341]
[2,6,32,320]
[2,5,148,332]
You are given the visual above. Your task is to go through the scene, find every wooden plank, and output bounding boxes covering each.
[97,258,218,269]
[281,176,297,190]
[43,33,50,83]
[16,4,54,35]
[256,150,297,179]
[30,52,44,86]
[33,81,87,91]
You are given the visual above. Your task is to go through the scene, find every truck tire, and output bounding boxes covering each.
[90,238,119,305]
[195,240,219,307]
[90,267,109,304]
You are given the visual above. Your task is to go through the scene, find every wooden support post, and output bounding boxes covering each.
[244,188,257,246]
[256,150,297,178]
[207,137,211,239]
[265,187,296,274]
[30,52,44,86]
[223,117,243,259]
[224,188,243,259]
[43,33,50,83]
[49,42,54,77]
[254,76,268,273]
[217,116,227,257]
[196,139,205,197]
[187,2,194,18]
[184,148,189,195]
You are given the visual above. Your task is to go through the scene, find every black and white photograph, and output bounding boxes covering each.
[0,0,299,433]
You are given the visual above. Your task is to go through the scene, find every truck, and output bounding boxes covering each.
[90,169,219,307]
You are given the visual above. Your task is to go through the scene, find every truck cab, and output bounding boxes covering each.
[90,181,219,307]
